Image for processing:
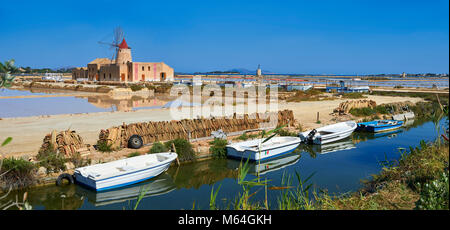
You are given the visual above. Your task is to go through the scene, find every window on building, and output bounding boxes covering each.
[142,66,144,71]
[148,66,150,71]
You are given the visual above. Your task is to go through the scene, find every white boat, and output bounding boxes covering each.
[74,152,178,191]
[392,112,415,121]
[299,121,357,145]
[226,136,301,161]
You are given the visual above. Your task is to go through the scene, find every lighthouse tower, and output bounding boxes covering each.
[256,64,262,77]
[115,38,132,64]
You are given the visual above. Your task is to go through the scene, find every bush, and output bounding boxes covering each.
[130,84,144,91]
[209,138,228,159]
[149,142,168,154]
[68,152,91,168]
[96,140,114,152]
[415,171,449,210]
[275,129,298,136]
[349,107,376,117]
[236,133,249,141]
[1,157,36,189]
[35,144,66,173]
[164,139,196,162]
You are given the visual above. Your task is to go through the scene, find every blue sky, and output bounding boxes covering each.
[0,0,448,74]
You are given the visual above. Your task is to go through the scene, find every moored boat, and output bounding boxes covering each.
[356,120,404,133]
[299,121,357,145]
[226,136,301,161]
[74,152,178,191]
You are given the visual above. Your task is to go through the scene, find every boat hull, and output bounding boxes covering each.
[299,121,357,145]
[357,120,404,133]
[74,153,177,191]
[226,137,301,161]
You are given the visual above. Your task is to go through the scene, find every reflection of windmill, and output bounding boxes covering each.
[98,27,131,62]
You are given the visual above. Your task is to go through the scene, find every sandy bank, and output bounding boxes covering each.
[0,95,423,157]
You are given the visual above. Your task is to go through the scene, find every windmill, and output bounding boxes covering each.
[98,27,130,62]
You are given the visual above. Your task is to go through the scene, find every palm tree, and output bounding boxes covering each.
[0,59,17,88]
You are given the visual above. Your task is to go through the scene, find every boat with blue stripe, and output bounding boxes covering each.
[356,120,404,133]
[226,136,301,161]
[74,152,178,191]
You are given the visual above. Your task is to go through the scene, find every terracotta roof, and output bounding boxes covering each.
[118,38,129,49]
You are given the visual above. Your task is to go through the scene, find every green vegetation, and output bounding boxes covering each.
[0,59,17,88]
[209,138,228,159]
[148,142,168,154]
[68,152,91,168]
[130,84,145,91]
[164,138,196,162]
[415,171,449,210]
[235,132,259,141]
[275,128,298,137]
[35,144,66,173]
[127,152,141,158]
[96,140,114,153]
[0,157,36,190]
[349,105,390,117]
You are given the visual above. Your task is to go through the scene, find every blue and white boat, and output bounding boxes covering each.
[74,152,178,191]
[226,136,301,161]
[356,120,404,133]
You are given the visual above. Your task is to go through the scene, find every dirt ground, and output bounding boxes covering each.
[0,94,423,158]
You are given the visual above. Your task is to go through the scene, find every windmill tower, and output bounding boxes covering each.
[98,27,132,64]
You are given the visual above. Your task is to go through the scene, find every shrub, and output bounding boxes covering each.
[130,84,144,91]
[96,140,114,152]
[415,171,449,210]
[236,133,249,141]
[35,144,66,173]
[164,138,196,162]
[68,152,91,168]
[349,107,376,117]
[149,142,168,154]
[209,138,228,159]
[275,128,298,136]
[1,157,36,189]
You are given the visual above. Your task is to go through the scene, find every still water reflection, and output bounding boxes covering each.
[3,118,442,209]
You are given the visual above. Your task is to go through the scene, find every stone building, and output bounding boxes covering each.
[72,38,174,82]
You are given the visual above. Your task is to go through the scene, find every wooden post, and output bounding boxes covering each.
[316,112,320,123]
[172,142,180,166]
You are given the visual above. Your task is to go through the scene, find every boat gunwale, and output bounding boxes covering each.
[74,152,177,181]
